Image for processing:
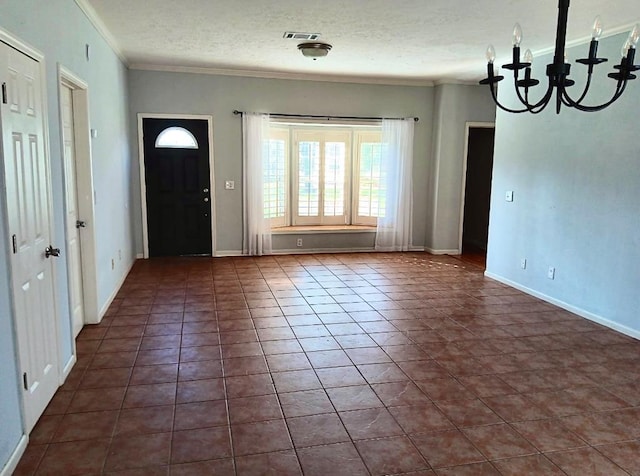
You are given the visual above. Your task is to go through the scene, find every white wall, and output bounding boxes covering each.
[0,0,134,470]
[486,32,640,337]
[427,84,497,253]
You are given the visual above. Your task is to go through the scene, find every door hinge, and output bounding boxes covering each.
[12,234,17,254]
[2,83,7,104]
[23,372,28,390]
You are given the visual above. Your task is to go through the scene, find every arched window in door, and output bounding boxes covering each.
[154,126,199,149]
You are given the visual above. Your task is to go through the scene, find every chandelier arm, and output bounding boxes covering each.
[572,72,594,105]
[569,79,629,112]
[512,73,555,112]
[561,75,624,107]
[488,82,531,113]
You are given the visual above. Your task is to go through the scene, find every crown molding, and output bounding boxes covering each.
[128,63,435,87]
[74,0,128,65]
[433,79,481,86]
[515,21,639,62]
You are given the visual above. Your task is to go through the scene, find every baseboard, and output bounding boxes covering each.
[424,247,460,255]
[98,258,136,320]
[1,434,28,476]
[218,247,426,256]
[214,250,244,257]
[272,247,375,255]
[484,271,640,340]
[136,253,144,259]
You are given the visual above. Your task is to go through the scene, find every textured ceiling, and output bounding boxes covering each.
[83,0,639,84]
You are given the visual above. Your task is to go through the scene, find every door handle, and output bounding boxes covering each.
[76,220,86,228]
[45,246,61,258]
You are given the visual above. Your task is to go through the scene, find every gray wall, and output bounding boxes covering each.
[128,71,497,255]
[0,0,133,469]
[427,84,497,252]
[486,32,640,336]
[128,71,434,253]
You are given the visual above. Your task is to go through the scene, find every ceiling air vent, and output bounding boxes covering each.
[283,32,321,40]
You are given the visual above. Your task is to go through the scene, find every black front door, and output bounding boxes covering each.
[143,118,212,257]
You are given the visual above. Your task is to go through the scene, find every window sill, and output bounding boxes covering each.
[271,225,376,235]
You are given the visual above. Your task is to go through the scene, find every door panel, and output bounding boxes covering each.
[61,84,85,337]
[1,41,60,432]
[143,118,212,257]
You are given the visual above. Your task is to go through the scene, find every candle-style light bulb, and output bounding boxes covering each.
[486,44,496,63]
[512,23,523,47]
[591,16,603,40]
[524,49,533,64]
[630,24,640,47]
[622,38,632,58]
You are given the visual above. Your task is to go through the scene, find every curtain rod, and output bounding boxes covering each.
[233,110,419,122]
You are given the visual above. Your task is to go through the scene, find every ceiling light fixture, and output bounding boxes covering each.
[480,0,640,114]
[298,41,332,60]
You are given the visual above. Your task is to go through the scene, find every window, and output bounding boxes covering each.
[266,123,382,228]
[155,127,198,149]
[354,131,385,226]
[263,128,288,227]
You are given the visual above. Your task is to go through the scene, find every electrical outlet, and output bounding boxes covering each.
[296,238,303,247]
[520,258,527,269]
[225,180,235,190]
[505,190,514,202]
[547,266,555,280]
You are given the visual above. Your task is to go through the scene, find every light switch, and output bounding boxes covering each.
[225,180,235,190]
[505,190,514,202]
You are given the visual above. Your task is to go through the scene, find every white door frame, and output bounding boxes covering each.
[0,27,62,425]
[57,66,100,329]
[457,121,495,253]
[137,113,216,258]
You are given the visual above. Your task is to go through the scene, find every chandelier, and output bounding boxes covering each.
[480,0,639,114]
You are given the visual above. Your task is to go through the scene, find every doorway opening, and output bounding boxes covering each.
[459,123,495,268]
[58,66,100,334]
[138,115,216,258]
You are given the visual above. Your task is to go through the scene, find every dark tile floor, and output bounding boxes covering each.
[14,252,640,475]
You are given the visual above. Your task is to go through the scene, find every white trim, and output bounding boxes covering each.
[61,354,77,384]
[273,246,425,255]
[424,247,460,255]
[129,63,435,87]
[0,434,28,476]
[137,113,217,259]
[458,122,495,254]
[214,250,244,257]
[98,258,135,319]
[272,227,377,235]
[0,30,43,62]
[484,271,640,341]
[530,22,640,60]
[433,79,478,86]
[136,253,144,259]
[73,0,128,65]
[272,247,376,255]
[216,247,425,256]
[57,66,101,330]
